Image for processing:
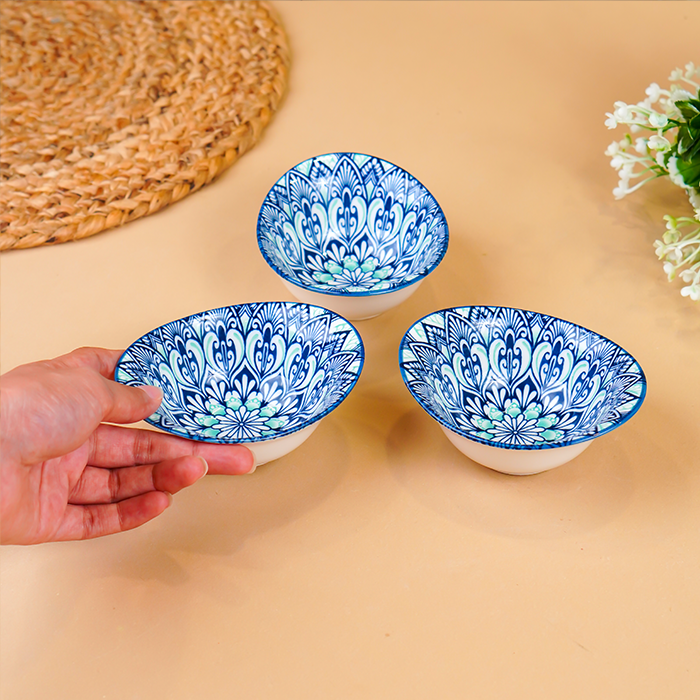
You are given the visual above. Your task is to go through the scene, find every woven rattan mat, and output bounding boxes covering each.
[0,0,289,250]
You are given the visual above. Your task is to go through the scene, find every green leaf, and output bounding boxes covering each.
[676,157,700,188]
[675,100,700,122]
[686,137,700,162]
[677,125,700,156]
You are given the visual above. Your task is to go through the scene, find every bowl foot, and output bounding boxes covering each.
[440,426,593,475]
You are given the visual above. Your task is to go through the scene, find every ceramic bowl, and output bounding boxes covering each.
[257,152,449,320]
[115,302,364,466]
[399,306,647,475]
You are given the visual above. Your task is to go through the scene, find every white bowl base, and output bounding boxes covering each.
[283,279,422,321]
[247,420,322,467]
[441,426,593,475]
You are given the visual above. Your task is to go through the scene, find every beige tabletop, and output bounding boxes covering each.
[2,2,700,698]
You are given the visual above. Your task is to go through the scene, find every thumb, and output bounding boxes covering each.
[100,380,163,425]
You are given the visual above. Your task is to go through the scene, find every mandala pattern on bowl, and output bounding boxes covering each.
[399,306,646,450]
[116,302,364,443]
[257,152,449,296]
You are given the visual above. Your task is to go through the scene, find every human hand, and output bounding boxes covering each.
[0,347,254,545]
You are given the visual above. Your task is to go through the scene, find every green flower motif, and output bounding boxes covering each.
[194,393,288,441]
[360,259,377,273]
[260,403,279,418]
[486,405,504,421]
[226,395,243,410]
[523,404,542,420]
[245,396,262,411]
[196,414,219,428]
[342,255,360,272]
[312,254,393,290]
[473,417,494,431]
[264,417,287,430]
[372,266,392,280]
[505,400,522,418]
[206,399,226,416]
[471,400,561,445]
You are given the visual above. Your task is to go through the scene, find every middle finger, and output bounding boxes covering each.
[68,456,208,504]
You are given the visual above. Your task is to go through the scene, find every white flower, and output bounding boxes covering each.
[670,88,694,103]
[645,83,662,103]
[680,284,700,301]
[647,135,671,151]
[605,113,618,129]
[606,65,700,302]
[648,112,669,128]
[669,247,684,263]
[621,163,634,177]
[613,102,633,121]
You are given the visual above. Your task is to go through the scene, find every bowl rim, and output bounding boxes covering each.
[256,151,450,297]
[115,301,365,444]
[398,305,648,451]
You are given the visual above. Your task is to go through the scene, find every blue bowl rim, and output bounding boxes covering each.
[115,301,366,444]
[256,151,450,298]
[398,305,648,451]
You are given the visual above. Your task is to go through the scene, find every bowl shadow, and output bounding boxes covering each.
[385,406,639,540]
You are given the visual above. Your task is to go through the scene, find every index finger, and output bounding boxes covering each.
[50,347,125,379]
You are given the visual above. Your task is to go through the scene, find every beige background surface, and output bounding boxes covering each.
[2,2,700,698]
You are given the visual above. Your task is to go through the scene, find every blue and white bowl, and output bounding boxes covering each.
[116,302,365,466]
[399,306,647,475]
[257,152,449,320]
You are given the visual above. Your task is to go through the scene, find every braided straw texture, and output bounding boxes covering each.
[0,0,289,250]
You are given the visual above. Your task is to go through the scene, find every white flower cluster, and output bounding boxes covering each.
[655,215,700,301]
[605,63,700,301]
[605,62,698,198]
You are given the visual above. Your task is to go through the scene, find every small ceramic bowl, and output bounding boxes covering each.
[399,306,647,475]
[257,152,449,320]
[115,302,364,466]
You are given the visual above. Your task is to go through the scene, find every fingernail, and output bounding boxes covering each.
[163,492,174,508]
[140,385,163,402]
[246,448,257,474]
[197,456,209,478]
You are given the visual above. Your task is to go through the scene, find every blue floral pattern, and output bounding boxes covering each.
[257,153,449,296]
[115,303,364,443]
[399,306,646,449]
